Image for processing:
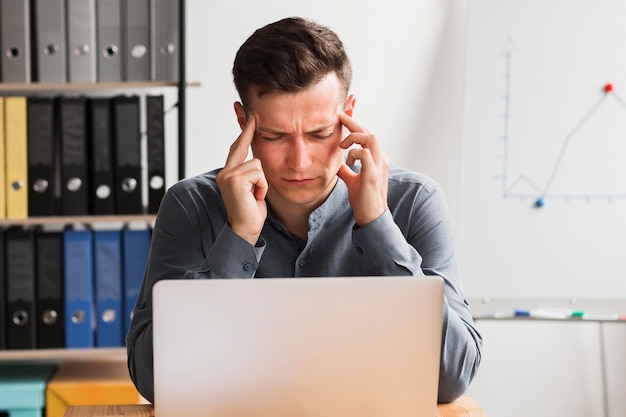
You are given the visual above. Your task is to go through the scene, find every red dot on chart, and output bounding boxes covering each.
[604,83,614,93]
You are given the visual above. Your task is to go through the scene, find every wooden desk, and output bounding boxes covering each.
[63,396,487,417]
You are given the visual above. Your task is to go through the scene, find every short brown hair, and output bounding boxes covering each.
[232,17,352,107]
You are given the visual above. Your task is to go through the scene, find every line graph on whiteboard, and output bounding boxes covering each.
[496,36,626,207]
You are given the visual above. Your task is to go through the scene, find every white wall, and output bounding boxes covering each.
[180,3,626,415]
[183,0,467,220]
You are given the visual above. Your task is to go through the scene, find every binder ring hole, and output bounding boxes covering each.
[74,44,90,56]
[102,309,117,323]
[96,184,111,199]
[12,310,29,326]
[67,177,83,192]
[7,46,20,58]
[44,44,60,55]
[71,310,86,324]
[11,180,23,191]
[121,177,138,193]
[42,309,58,325]
[150,176,164,190]
[33,179,49,193]
[131,44,147,58]
[160,43,175,54]
[104,45,118,58]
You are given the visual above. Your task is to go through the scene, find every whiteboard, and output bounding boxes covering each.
[459,0,626,298]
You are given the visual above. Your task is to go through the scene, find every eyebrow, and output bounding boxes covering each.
[258,122,337,136]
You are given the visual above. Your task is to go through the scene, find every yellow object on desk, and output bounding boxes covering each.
[47,362,142,417]
[63,396,487,417]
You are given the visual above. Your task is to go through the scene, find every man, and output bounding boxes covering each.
[127,16,482,404]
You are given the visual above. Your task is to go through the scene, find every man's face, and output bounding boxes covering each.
[242,73,354,212]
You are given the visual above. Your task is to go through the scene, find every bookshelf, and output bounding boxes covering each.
[0,347,126,362]
[0,81,199,92]
[1,0,190,359]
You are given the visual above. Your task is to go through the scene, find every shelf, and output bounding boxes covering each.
[0,214,156,227]
[0,81,200,92]
[0,347,127,362]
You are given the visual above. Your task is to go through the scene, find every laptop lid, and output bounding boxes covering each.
[153,276,444,417]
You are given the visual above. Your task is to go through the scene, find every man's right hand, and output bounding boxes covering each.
[216,116,268,246]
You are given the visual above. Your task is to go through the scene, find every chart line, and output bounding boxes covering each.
[498,37,626,206]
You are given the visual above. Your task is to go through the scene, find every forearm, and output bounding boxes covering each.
[126,309,155,403]
[351,210,424,276]
[438,297,483,403]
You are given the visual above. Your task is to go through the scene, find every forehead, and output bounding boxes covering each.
[249,74,345,128]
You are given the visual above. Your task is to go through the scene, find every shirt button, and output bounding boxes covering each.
[298,259,306,267]
[243,263,253,271]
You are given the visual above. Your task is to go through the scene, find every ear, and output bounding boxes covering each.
[344,94,356,116]
[234,102,247,130]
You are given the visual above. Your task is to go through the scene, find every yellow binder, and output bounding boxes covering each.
[0,97,5,219]
[4,96,28,219]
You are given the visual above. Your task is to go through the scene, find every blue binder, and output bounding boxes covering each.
[63,228,94,348]
[122,228,151,336]
[94,230,123,347]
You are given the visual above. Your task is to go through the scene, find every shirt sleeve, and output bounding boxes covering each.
[353,182,483,403]
[126,181,264,403]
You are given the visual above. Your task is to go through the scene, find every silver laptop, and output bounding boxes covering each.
[153,276,444,417]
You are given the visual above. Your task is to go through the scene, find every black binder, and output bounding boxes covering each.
[0,228,6,349]
[88,98,115,215]
[27,97,57,216]
[59,97,89,215]
[35,228,65,349]
[146,95,165,213]
[5,227,37,350]
[112,95,143,214]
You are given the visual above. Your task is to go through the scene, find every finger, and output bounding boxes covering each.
[252,166,269,201]
[339,112,367,133]
[224,116,256,169]
[336,163,357,185]
[341,132,383,162]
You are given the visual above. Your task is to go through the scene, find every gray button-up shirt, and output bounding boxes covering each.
[126,165,482,404]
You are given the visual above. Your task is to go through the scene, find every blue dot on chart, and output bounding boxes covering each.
[535,197,545,208]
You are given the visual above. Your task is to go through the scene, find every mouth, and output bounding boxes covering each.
[284,178,317,186]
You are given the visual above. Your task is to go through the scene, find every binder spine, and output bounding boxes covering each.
[5,97,29,219]
[153,0,179,82]
[27,97,57,217]
[5,227,37,350]
[64,228,95,348]
[0,0,31,82]
[66,0,97,82]
[36,229,65,349]
[94,230,123,347]
[146,95,165,213]
[96,0,123,82]
[113,95,143,214]
[88,98,116,215]
[124,0,151,81]
[32,0,67,83]
[59,97,89,215]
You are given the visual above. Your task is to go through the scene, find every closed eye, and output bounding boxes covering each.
[311,131,334,140]
[261,134,284,142]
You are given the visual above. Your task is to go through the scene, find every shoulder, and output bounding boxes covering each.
[167,168,222,197]
[387,165,440,194]
[154,169,226,225]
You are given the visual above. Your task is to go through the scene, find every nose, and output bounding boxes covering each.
[286,138,312,171]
